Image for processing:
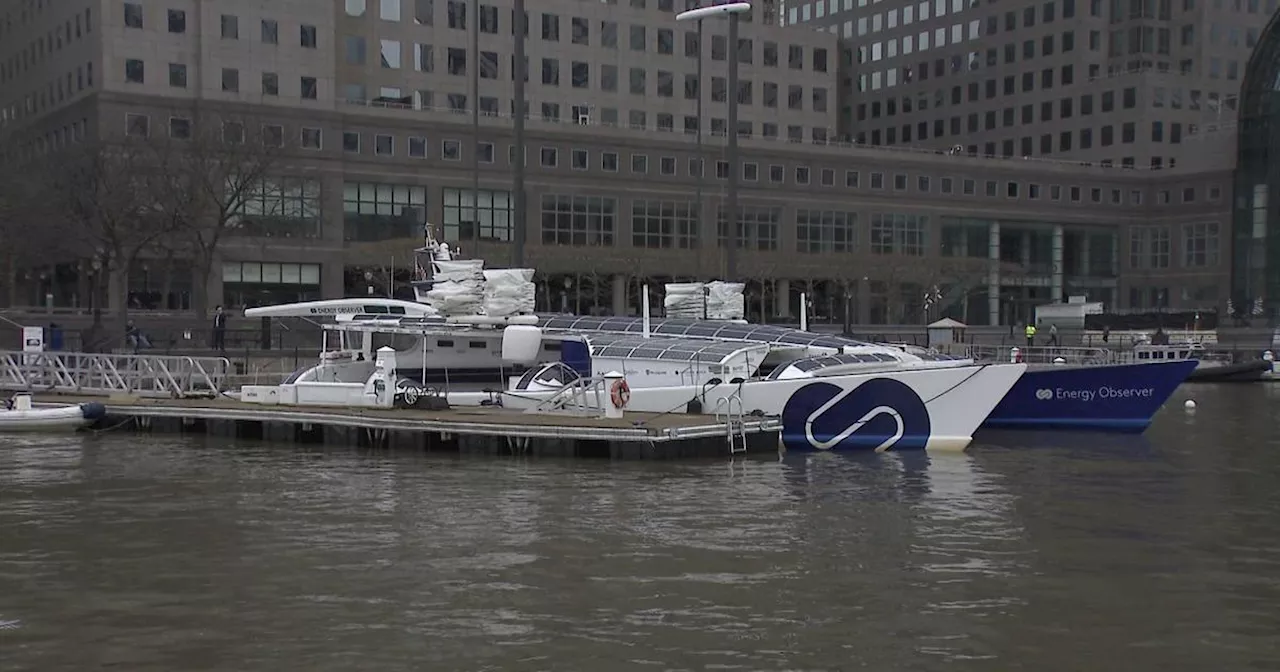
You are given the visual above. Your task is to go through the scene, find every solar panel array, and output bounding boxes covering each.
[539,315,868,349]
[583,333,759,363]
[788,352,900,371]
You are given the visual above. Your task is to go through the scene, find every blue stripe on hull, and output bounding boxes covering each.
[982,360,1197,433]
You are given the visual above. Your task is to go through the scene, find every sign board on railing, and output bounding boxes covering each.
[21,326,43,367]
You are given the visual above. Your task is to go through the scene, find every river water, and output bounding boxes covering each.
[2,384,1280,671]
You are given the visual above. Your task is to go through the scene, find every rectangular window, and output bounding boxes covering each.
[262,19,279,44]
[541,195,617,246]
[632,200,699,249]
[796,210,858,253]
[444,188,514,241]
[221,14,239,39]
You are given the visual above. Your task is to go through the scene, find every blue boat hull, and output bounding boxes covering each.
[982,360,1198,432]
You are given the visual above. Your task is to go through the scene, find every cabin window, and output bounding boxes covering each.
[469,340,487,349]
[543,341,561,352]
[390,306,405,314]
[1137,351,1149,359]
[436,339,455,348]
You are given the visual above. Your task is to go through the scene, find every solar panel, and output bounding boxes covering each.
[781,352,898,374]
[538,315,871,349]
[579,333,760,363]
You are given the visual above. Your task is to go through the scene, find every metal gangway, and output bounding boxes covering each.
[0,350,231,398]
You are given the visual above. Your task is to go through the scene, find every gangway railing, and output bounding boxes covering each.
[0,350,231,398]
[943,344,1117,365]
[526,376,610,416]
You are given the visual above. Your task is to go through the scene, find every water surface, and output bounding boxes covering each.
[2,384,1279,671]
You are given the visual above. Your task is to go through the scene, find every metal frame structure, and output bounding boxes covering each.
[1233,9,1280,322]
[0,351,231,398]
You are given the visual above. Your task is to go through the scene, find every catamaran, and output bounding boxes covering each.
[237,228,1026,452]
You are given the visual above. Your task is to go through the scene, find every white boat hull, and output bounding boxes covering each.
[501,364,1027,452]
[0,403,106,432]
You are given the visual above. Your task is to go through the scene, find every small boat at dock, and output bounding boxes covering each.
[0,393,106,432]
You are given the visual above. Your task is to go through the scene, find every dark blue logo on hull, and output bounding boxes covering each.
[781,378,932,452]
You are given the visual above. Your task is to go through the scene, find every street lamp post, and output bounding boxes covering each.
[512,0,527,267]
[676,2,751,281]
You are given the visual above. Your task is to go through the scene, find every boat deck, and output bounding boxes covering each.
[36,394,781,460]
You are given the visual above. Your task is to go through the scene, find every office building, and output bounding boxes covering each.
[0,0,1242,325]
[785,0,1268,169]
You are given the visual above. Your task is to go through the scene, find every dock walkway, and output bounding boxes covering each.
[40,394,782,460]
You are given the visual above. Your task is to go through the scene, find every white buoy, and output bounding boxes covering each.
[1184,400,1197,410]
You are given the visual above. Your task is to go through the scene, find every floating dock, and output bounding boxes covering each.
[36,395,782,460]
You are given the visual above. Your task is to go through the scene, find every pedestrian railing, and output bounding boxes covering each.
[948,344,1117,365]
[0,350,231,398]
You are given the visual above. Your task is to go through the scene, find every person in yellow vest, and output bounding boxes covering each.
[1024,323,1037,347]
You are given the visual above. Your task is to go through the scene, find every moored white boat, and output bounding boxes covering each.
[234,224,1027,452]
[0,394,106,432]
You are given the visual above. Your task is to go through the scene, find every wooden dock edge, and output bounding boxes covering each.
[62,399,784,460]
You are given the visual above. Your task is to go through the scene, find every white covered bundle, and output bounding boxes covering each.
[705,281,745,320]
[483,268,536,317]
[426,282,484,315]
[427,259,485,315]
[664,282,707,318]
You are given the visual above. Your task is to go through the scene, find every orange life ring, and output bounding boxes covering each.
[610,378,631,409]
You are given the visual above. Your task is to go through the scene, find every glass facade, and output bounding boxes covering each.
[1233,10,1280,321]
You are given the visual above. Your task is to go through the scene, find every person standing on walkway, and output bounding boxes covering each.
[1024,322,1037,347]
[1048,323,1059,347]
[212,305,227,352]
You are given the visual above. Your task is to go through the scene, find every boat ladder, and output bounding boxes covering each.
[526,376,608,416]
[713,391,748,455]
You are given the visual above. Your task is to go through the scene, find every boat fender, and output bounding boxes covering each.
[610,379,631,409]
[686,397,703,414]
[80,402,107,422]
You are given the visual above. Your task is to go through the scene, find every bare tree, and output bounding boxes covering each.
[150,114,285,316]
[31,138,181,328]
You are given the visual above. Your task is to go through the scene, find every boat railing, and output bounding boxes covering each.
[948,344,1117,365]
[525,375,610,416]
[0,350,231,398]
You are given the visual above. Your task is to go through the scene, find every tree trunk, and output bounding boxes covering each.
[191,247,215,317]
[159,257,174,311]
[109,260,130,334]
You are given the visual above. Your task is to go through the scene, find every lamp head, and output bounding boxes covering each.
[676,2,752,22]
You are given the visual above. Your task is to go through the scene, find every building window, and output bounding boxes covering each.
[262,19,279,44]
[444,188,513,241]
[124,3,143,28]
[262,72,279,96]
[408,136,427,158]
[442,139,462,160]
[221,68,240,92]
[870,213,927,255]
[262,125,284,147]
[1129,225,1171,269]
[125,58,144,83]
[168,63,187,88]
[540,147,558,167]
[169,117,192,140]
[167,9,186,33]
[301,76,318,99]
[1182,222,1220,267]
[381,0,401,21]
[342,132,360,153]
[222,262,321,308]
[540,195,617,246]
[125,113,149,137]
[797,210,858,253]
[375,134,394,155]
[346,0,367,16]
[342,182,426,242]
[602,152,619,171]
[228,177,322,238]
[221,14,239,39]
[716,205,781,250]
[632,200,698,249]
[300,127,322,150]
[223,122,246,144]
